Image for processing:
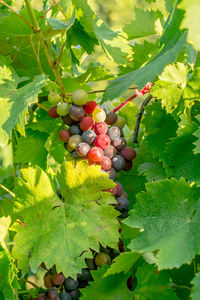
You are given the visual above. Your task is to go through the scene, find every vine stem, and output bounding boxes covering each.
[24,0,67,100]
[0,184,15,197]
[113,82,153,113]
[36,102,49,111]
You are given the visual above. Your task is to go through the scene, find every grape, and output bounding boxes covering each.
[76,143,90,157]
[82,130,96,144]
[79,116,95,131]
[113,137,127,151]
[121,191,128,198]
[84,101,98,114]
[124,160,132,171]
[48,92,60,105]
[94,122,108,135]
[71,89,88,105]
[37,293,47,300]
[121,147,136,160]
[69,289,81,299]
[77,269,91,281]
[71,150,79,158]
[85,258,96,270]
[113,116,126,128]
[44,271,54,288]
[115,182,123,197]
[108,126,121,141]
[69,105,85,121]
[115,197,129,211]
[57,103,70,116]
[64,278,79,291]
[92,107,106,122]
[68,135,82,149]
[103,145,117,159]
[48,106,59,118]
[105,112,118,125]
[112,155,125,171]
[105,167,116,180]
[88,147,104,162]
[59,130,71,143]
[106,187,117,196]
[59,292,72,300]
[52,272,65,286]
[95,253,111,267]
[99,156,111,171]
[62,114,77,126]
[94,134,111,150]
[65,143,73,152]
[46,288,59,300]
[119,210,129,219]
[127,276,133,291]
[69,125,82,136]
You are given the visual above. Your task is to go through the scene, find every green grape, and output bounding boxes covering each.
[95,253,111,267]
[92,108,106,122]
[57,103,70,116]
[71,89,88,105]
[113,116,126,128]
[68,135,82,149]
[48,92,61,105]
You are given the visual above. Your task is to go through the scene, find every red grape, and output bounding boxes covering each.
[48,106,59,118]
[88,147,103,162]
[99,156,111,170]
[94,134,111,150]
[121,147,136,160]
[105,112,118,125]
[80,116,95,131]
[124,160,132,171]
[52,272,65,286]
[103,145,117,159]
[84,101,98,114]
[59,130,71,142]
[115,182,123,197]
[76,143,90,157]
[94,122,108,135]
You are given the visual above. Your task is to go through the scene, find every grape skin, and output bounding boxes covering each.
[108,126,121,141]
[82,130,96,144]
[80,116,95,131]
[52,272,65,286]
[84,101,98,114]
[48,92,60,105]
[76,143,90,157]
[113,137,126,151]
[94,122,108,135]
[112,155,125,171]
[121,147,136,160]
[68,135,82,149]
[69,105,85,121]
[71,89,88,105]
[57,103,70,116]
[46,288,59,300]
[105,167,116,180]
[92,107,106,122]
[88,147,103,162]
[94,134,111,150]
[69,289,81,299]
[115,197,129,211]
[99,156,112,171]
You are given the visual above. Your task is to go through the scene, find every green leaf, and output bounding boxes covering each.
[133,264,178,299]
[124,178,200,269]
[132,41,159,70]
[48,10,75,30]
[123,8,163,40]
[151,63,188,113]
[138,162,166,182]
[45,127,67,164]
[183,67,200,101]
[179,0,200,50]
[104,252,141,277]
[0,216,11,251]
[80,265,132,300]
[102,33,186,102]
[191,272,200,300]
[12,162,120,278]
[193,115,200,154]
[14,129,49,170]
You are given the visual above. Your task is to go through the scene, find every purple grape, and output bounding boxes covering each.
[105,167,116,180]
[46,288,59,300]
[113,137,126,151]
[64,278,79,291]
[112,155,125,171]
[69,105,85,121]
[69,125,82,135]
[115,197,129,211]
[69,289,81,299]
[59,292,72,300]
[82,130,96,144]
[105,112,118,125]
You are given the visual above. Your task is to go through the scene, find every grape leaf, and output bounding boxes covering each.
[191,272,200,300]
[132,41,159,70]
[103,252,141,277]
[133,264,178,299]
[193,115,200,154]
[138,162,166,182]
[102,32,186,102]
[123,8,163,40]
[14,129,49,170]
[45,127,67,164]
[151,63,188,113]
[124,178,200,269]
[12,161,120,278]
[0,216,11,251]
[80,265,132,300]
[47,9,75,30]
[183,67,200,101]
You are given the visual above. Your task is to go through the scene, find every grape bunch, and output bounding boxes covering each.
[48,89,136,218]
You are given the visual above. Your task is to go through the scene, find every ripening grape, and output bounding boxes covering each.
[68,135,82,149]
[103,145,117,159]
[80,116,95,131]
[76,143,90,157]
[95,253,111,267]
[92,107,106,122]
[48,92,61,105]
[44,271,54,288]
[64,278,79,291]
[71,89,88,105]
[105,167,116,180]
[52,272,65,286]
[59,130,71,143]
[65,143,73,152]
[84,101,98,114]
[69,289,81,299]
[62,114,77,126]
[115,182,123,197]
[105,112,118,125]
[88,147,104,162]
[94,122,108,135]
[112,155,125,171]
[82,130,96,144]
[69,124,82,136]
[37,293,47,300]
[121,147,136,160]
[57,103,70,116]
[59,292,72,300]
[108,126,121,141]
[94,134,111,150]
[114,116,126,128]
[69,104,85,121]
[115,197,129,211]
[113,137,126,151]
[99,156,112,171]
[46,288,59,300]
[48,106,59,118]
[124,160,132,171]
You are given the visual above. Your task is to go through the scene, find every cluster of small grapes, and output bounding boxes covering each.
[47,89,136,218]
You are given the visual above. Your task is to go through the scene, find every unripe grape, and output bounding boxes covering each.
[68,135,82,149]
[71,89,88,105]
[95,253,111,267]
[57,103,70,116]
[92,107,106,122]
[113,116,126,128]
[48,92,61,105]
